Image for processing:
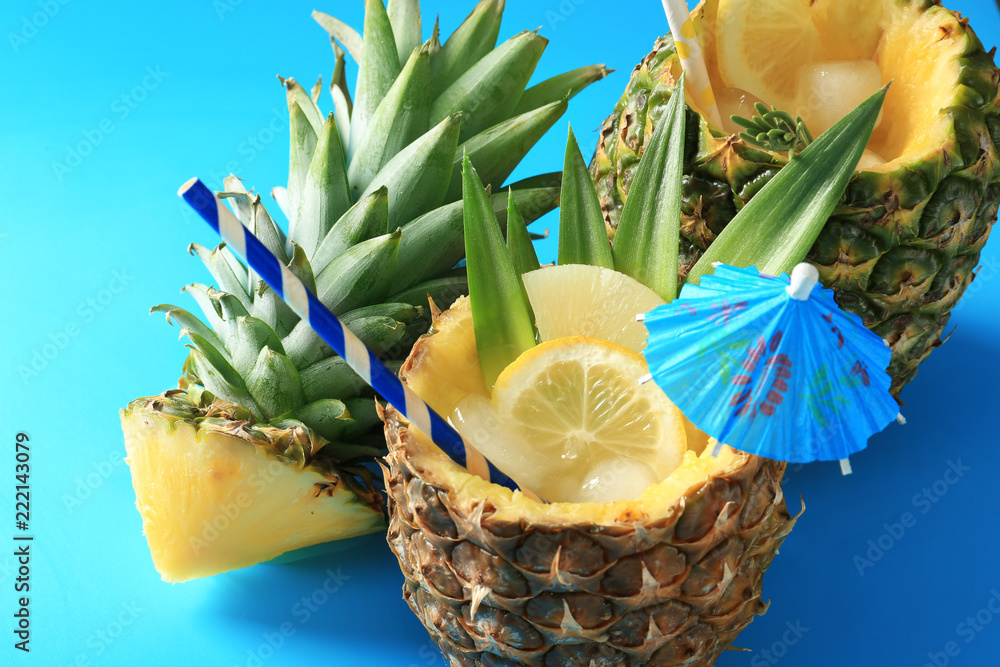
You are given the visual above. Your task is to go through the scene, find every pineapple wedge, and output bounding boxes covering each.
[122,388,383,583]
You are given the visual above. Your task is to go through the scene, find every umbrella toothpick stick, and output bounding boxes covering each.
[178,177,518,491]
[789,267,856,475]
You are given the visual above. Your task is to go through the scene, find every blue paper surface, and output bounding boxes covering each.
[1,0,998,665]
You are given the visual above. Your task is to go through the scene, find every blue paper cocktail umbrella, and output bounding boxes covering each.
[640,262,904,473]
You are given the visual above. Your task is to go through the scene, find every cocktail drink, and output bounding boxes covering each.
[381,140,804,664]
[384,288,796,665]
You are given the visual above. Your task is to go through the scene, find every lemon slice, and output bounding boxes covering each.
[811,0,883,62]
[522,264,666,354]
[716,0,822,108]
[491,336,686,503]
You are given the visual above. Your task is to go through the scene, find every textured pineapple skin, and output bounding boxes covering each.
[590,0,1000,397]
[382,407,797,665]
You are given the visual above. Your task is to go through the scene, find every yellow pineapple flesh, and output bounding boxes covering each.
[122,391,384,583]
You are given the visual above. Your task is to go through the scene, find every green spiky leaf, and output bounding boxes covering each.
[444,97,568,202]
[357,114,461,228]
[349,0,401,160]
[506,190,540,326]
[430,0,503,98]
[300,357,369,403]
[312,187,390,274]
[189,243,252,309]
[329,41,353,150]
[463,155,536,390]
[181,283,250,344]
[296,113,353,256]
[513,64,612,115]
[220,175,257,224]
[347,42,432,194]
[185,331,244,389]
[391,181,559,293]
[387,0,421,64]
[293,398,352,443]
[341,316,406,356]
[283,76,324,135]
[245,347,307,420]
[220,177,288,267]
[285,241,317,296]
[612,73,687,302]
[315,230,401,315]
[312,10,363,64]
[250,282,296,339]
[341,302,422,324]
[558,125,614,268]
[282,319,331,369]
[387,273,469,310]
[185,347,260,415]
[341,397,382,439]
[430,30,547,143]
[180,283,227,336]
[151,305,227,359]
[228,316,285,377]
[340,303,420,361]
[285,78,320,246]
[506,191,540,276]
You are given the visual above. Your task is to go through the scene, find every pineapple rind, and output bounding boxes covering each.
[121,390,385,583]
[383,407,797,665]
[590,0,1000,396]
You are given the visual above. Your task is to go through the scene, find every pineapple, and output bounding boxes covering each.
[122,0,610,583]
[382,70,884,660]
[121,385,384,582]
[591,0,1000,396]
[385,299,797,665]
[378,97,845,660]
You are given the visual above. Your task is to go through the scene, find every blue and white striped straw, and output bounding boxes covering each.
[178,177,517,491]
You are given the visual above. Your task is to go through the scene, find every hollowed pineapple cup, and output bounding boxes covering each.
[590,0,1000,397]
[381,406,798,666]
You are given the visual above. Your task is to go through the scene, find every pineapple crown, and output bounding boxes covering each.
[153,0,609,457]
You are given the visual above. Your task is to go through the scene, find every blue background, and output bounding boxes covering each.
[1,0,998,665]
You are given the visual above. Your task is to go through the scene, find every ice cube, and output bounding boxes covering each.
[857,148,887,171]
[716,87,766,135]
[548,456,660,504]
[795,60,883,136]
[449,395,549,493]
